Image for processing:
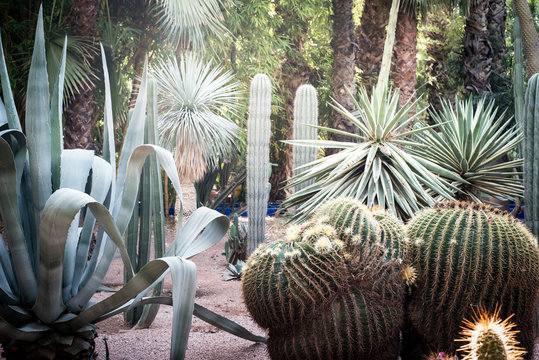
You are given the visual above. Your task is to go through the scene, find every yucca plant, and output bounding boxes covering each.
[412,97,524,203]
[0,10,263,359]
[283,84,456,221]
[153,54,241,182]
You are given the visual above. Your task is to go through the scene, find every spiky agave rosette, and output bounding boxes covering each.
[242,220,406,359]
[457,306,526,360]
[405,201,539,356]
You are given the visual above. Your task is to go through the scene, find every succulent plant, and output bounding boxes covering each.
[405,201,539,356]
[457,306,526,360]
[283,84,455,222]
[523,73,539,237]
[292,84,318,193]
[412,97,523,203]
[242,230,405,359]
[246,74,272,255]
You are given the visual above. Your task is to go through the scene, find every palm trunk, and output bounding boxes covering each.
[356,0,391,91]
[423,13,452,124]
[463,0,491,95]
[514,0,539,77]
[64,0,98,150]
[487,0,507,92]
[328,0,357,152]
[392,6,418,108]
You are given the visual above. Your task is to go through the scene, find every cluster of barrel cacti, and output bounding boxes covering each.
[242,197,407,359]
[242,197,539,359]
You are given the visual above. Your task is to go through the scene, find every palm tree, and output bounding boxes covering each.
[329,0,357,150]
[63,0,99,151]
[356,0,391,91]
[513,0,539,77]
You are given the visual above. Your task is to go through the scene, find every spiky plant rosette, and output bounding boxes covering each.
[405,201,539,355]
[411,97,524,202]
[283,85,456,222]
[153,54,240,181]
[457,305,526,360]
[242,231,406,359]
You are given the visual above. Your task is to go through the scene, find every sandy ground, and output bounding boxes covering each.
[92,214,287,360]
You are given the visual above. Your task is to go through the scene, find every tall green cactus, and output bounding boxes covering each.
[514,18,525,131]
[293,84,318,193]
[405,201,539,356]
[524,73,539,239]
[247,74,271,255]
[242,236,405,359]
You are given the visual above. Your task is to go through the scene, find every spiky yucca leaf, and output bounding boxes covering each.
[153,54,240,182]
[412,97,523,202]
[283,85,456,221]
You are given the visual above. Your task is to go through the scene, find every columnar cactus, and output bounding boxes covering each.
[405,201,539,356]
[242,235,405,359]
[293,84,318,193]
[247,74,271,255]
[524,73,539,239]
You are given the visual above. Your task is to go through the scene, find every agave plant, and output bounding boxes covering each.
[153,54,241,182]
[412,97,524,202]
[0,9,262,359]
[283,84,457,221]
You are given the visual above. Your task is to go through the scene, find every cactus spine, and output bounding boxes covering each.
[524,73,539,239]
[247,74,271,255]
[405,201,539,355]
[457,306,526,360]
[293,84,318,193]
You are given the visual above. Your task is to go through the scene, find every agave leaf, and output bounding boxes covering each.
[0,98,6,126]
[0,316,50,341]
[0,29,21,131]
[166,207,229,259]
[26,5,52,220]
[34,188,133,322]
[193,304,266,343]
[59,257,197,359]
[50,36,67,192]
[100,43,116,203]
[0,137,37,305]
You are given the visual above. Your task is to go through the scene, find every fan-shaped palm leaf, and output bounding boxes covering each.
[153,54,241,182]
[411,97,524,202]
[154,0,228,48]
[283,85,457,222]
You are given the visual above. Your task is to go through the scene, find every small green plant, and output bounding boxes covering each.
[283,84,456,222]
[225,213,247,265]
[405,201,539,356]
[222,260,245,281]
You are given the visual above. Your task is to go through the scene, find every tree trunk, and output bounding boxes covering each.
[423,13,452,124]
[392,6,418,108]
[64,0,99,150]
[356,0,390,91]
[487,0,507,92]
[328,0,357,152]
[463,0,492,95]
[514,0,539,77]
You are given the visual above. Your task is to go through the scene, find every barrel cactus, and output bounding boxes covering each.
[457,306,526,360]
[405,201,539,356]
[242,232,406,359]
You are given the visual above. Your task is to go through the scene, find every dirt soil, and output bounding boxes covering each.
[92,215,287,360]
